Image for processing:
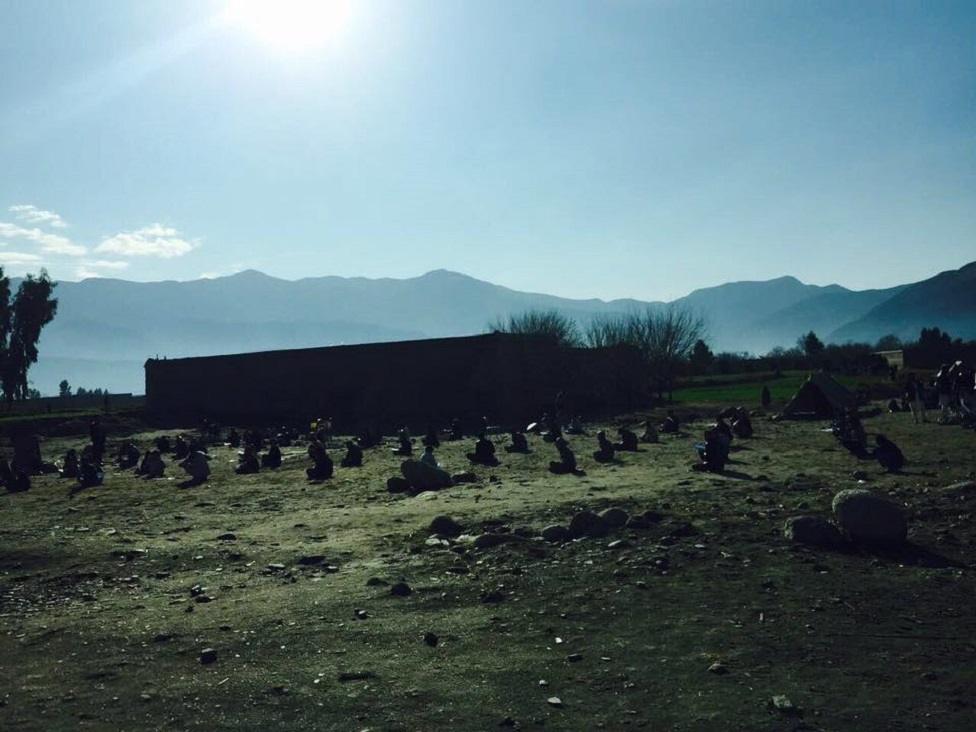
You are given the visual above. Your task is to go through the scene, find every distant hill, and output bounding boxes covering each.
[22,261,976,394]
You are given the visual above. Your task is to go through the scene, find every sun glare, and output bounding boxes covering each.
[221,0,353,53]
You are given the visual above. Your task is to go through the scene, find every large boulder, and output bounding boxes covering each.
[568,510,608,539]
[401,460,453,492]
[599,507,630,529]
[541,524,570,543]
[783,515,847,549]
[831,489,907,546]
[429,515,462,538]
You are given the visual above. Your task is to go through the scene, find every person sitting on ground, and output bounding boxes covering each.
[549,437,580,475]
[340,439,363,468]
[833,408,867,455]
[660,410,679,434]
[77,456,103,488]
[155,435,172,453]
[227,428,241,448]
[236,444,260,474]
[614,426,639,452]
[61,449,80,479]
[306,439,334,480]
[467,434,499,466]
[874,434,905,473]
[357,428,379,449]
[8,469,31,493]
[393,427,413,456]
[640,419,658,444]
[693,428,728,473]
[261,440,282,469]
[420,445,440,469]
[173,434,190,460]
[117,440,140,469]
[593,430,615,463]
[449,418,464,441]
[179,450,210,486]
[504,431,529,453]
[887,398,902,413]
[422,423,440,448]
[566,415,585,435]
[139,449,165,479]
[731,409,753,438]
[89,418,107,463]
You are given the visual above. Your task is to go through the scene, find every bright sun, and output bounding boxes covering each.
[221,0,353,53]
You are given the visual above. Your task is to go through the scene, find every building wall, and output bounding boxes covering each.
[145,334,645,429]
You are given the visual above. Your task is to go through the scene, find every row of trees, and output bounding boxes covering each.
[58,380,107,398]
[489,306,706,399]
[0,268,59,403]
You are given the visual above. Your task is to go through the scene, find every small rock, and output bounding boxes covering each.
[599,507,629,528]
[216,532,236,541]
[707,661,728,675]
[546,696,563,707]
[783,515,847,550]
[429,515,463,538]
[568,510,608,539]
[366,577,388,587]
[354,609,369,620]
[769,695,800,716]
[451,472,477,484]
[390,582,412,597]
[474,533,508,549]
[266,563,286,571]
[338,671,376,682]
[541,524,570,542]
[423,631,439,647]
[566,653,583,663]
[199,648,218,665]
[481,589,505,604]
[607,539,632,550]
[297,555,326,566]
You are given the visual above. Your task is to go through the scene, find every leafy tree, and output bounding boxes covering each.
[688,339,714,372]
[0,269,58,402]
[488,309,582,348]
[874,334,902,351]
[798,331,825,358]
[59,379,72,397]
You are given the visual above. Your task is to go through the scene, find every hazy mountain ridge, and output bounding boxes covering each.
[23,262,976,394]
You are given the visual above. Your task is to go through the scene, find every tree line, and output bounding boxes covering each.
[0,267,59,402]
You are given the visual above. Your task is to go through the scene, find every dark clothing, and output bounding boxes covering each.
[341,442,363,468]
[505,432,529,453]
[261,445,282,469]
[593,434,615,463]
[874,436,905,472]
[615,429,638,452]
[467,437,499,466]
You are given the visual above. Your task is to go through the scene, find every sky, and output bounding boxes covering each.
[0,0,973,301]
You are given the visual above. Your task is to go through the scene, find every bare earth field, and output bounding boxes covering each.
[1,406,974,731]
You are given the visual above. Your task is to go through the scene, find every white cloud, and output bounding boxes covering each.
[85,259,129,270]
[0,251,44,265]
[0,221,87,256]
[9,204,68,229]
[95,223,197,258]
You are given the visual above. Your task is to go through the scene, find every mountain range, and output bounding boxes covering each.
[24,260,976,395]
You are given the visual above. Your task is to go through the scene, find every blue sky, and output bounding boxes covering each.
[0,0,973,300]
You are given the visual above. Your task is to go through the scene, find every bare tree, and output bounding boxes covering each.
[487,309,582,348]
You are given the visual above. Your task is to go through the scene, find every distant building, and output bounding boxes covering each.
[145,333,645,429]
[874,349,904,370]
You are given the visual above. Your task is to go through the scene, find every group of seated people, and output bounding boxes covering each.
[593,426,640,462]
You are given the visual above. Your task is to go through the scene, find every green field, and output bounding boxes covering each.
[1,405,974,730]
[671,370,881,406]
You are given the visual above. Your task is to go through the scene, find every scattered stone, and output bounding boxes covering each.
[451,471,477,484]
[474,533,508,549]
[266,563,286,572]
[338,671,376,682]
[599,507,629,528]
[189,584,205,597]
[390,582,412,597]
[546,696,563,707]
[423,631,439,647]
[366,577,388,587]
[568,510,608,539]
[783,516,847,550]
[429,515,463,538]
[481,589,505,604]
[769,695,800,716]
[707,661,728,675]
[199,648,218,665]
[297,555,326,566]
[607,539,632,550]
[566,653,583,663]
[354,609,369,620]
[193,594,214,604]
[832,489,907,545]
[216,532,236,541]
[541,524,570,543]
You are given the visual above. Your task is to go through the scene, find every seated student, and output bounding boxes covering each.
[276,427,293,448]
[261,440,282,469]
[117,441,140,469]
[566,415,585,435]
[155,435,172,453]
[227,429,241,448]
[887,398,902,413]
[61,449,80,479]
[77,457,104,488]
[357,428,377,449]
[833,408,867,455]
[874,434,905,473]
[173,434,190,460]
[420,445,440,469]
[449,418,464,441]
[714,417,733,443]
[306,439,334,480]
[179,450,211,485]
[504,431,530,453]
[693,428,728,473]
[340,439,363,468]
[467,434,499,466]
[640,420,659,444]
[236,444,260,474]
[422,424,440,448]
[8,469,31,493]
[140,450,165,479]
[614,426,639,452]
[593,430,615,463]
[549,437,581,475]
[393,427,413,456]
[730,408,753,438]
[660,410,680,434]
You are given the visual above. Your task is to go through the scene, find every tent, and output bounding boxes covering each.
[779,372,855,419]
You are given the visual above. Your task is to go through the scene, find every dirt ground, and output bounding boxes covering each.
[1,405,974,731]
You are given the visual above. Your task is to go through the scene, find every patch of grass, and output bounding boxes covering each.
[1,407,974,730]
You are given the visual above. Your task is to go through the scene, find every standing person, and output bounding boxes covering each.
[905,373,927,424]
[760,385,771,410]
